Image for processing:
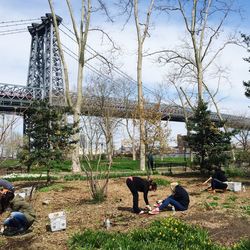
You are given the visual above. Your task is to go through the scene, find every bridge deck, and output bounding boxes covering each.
[0,82,250,129]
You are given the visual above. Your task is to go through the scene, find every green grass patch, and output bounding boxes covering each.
[225,167,246,178]
[38,183,66,192]
[154,178,171,187]
[240,205,250,215]
[81,158,140,172]
[68,217,231,250]
[155,156,188,164]
[227,195,237,202]
[30,160,72,173]
[208,202,219,207]
[221,203,233,209]
[0,159,19,168]
[213,196,220,201]
[2,174,58,182]
[232,239,250,250]
[68,217,250,250]
[204,201,219,209]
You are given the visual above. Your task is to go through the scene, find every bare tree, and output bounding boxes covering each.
[119,0,156,170]
[124,118,138,160]
[81,115,103,160]
[48,0,115,173]
[118,78,138,160]
[0,114,21,162]
[234,128,250,151]
[153,0,241,103]
[86,75,122,164]
[143,92,171,157]
[81,144,110,201]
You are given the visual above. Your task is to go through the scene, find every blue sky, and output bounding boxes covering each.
[0,1,249,146]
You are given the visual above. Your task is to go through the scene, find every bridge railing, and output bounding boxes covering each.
[0,82,43,100]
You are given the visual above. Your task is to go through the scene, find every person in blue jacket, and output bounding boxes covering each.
[0,179,15,193]
[149,182,189,215]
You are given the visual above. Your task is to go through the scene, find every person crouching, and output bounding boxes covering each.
[126,176,157,214]
[149,182,189,215]
[1,194,36,236]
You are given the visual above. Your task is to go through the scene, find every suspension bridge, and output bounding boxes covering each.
[0,13,249,130]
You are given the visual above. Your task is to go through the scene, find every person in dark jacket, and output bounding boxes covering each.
[147,152,154,171]
[0,179,15,214]
[126,176,157,214]
[149,182,189,215]
[203,166,228,192]
[1,194,36,236]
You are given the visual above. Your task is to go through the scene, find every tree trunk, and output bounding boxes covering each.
[72,112,81,172]
[137,43,146,171]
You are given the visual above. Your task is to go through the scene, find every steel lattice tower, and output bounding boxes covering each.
[27,13,64,102]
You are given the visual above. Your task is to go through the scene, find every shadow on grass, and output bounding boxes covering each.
[117,206,133,213]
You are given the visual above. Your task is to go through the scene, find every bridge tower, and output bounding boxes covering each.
[27,13,64,102]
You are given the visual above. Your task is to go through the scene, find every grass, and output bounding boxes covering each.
[81,158,140,172]
[213,196,220,201]
[68,217,250,250]
[63,171,159,181]
[222,203,233,209]
[154,178,171,187]
[204,201,219,209]
[0,159,19,168]
[154,156,188,164]
[227,195,238,202]
[38,183,66,192]
[240,206,250,215]
[1,173,58,182]
[225,167,246,178]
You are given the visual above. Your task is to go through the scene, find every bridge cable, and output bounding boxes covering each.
[0,22,36,28]
[61,24,138,83]
[0,30,28,36]
[0,28,27,34]
[0,18,40,25]
[60,23,158,97]
[61,43,132,87]
[0,18,160,99]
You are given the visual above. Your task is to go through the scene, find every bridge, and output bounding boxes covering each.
[1,81,250,129]
[0,14,250,130]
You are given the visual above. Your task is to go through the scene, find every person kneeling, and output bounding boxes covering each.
[1,194,36,236]
[149,182,189,215]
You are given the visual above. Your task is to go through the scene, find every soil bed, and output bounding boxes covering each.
[1,175,250,249]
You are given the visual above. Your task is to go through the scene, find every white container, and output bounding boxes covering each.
[226,182,242,192]
[21,187,35,197]
[48,211,66,232]
[104,218,111,229]
[17,192,26,198]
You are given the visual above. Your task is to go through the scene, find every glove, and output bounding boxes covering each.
[145,205,152,211]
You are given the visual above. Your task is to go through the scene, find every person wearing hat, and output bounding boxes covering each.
[149,182,190,215]
[126,176,157,214]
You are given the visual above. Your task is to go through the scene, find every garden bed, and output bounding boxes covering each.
[0,175,249,249]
